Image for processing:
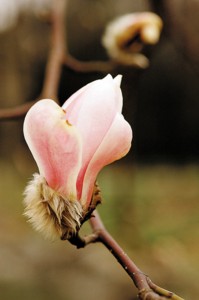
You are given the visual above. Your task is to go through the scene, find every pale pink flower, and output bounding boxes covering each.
[23,74,132,240]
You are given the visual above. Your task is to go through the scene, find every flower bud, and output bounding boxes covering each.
[102,12,163,68]
[23,75,132,240]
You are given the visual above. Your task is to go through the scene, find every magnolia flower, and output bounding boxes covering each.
[102,12,163,68]
[23,74,132,240]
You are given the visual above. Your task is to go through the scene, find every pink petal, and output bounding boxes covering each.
[113,74,123,113]
[63,75,123,198]
[62,75,122,113]
[80,113,133,208]
[23,99,82,200]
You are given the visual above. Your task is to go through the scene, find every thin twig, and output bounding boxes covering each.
[0,0,68,120]
[69,210,184,300]
[0,0,115,121]
[89,211,148,291]
[68,232,99,249]
[63,54,116,73]
[147,278,184,300]
[0,101,36,121]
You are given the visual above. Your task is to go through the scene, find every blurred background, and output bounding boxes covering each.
[0,0,199,299]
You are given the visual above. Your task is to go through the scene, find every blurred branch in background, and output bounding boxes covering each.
[0,0,163,120]
[0,0,114,120]
[0,100,36,121]
[40,0,68,100]
[0,0,69,120]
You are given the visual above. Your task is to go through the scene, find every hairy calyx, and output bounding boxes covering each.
[23,173,83,240]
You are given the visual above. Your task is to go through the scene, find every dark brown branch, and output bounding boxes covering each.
[69,210,184,300]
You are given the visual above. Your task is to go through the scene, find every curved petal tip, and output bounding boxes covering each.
[114,74,122,87]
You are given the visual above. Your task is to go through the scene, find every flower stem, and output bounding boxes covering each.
[89,210,148,290]
[88,210,184,300]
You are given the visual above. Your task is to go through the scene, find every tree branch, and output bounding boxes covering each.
[63,54,116,73]
[0,101,36,121]
[0,0,68,120]
[1,0,161,120]
[0,0,116,121]
[40,0,69,99]
[69,210,184,300]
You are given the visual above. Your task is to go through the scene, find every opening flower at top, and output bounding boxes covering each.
[23,74,133,240]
